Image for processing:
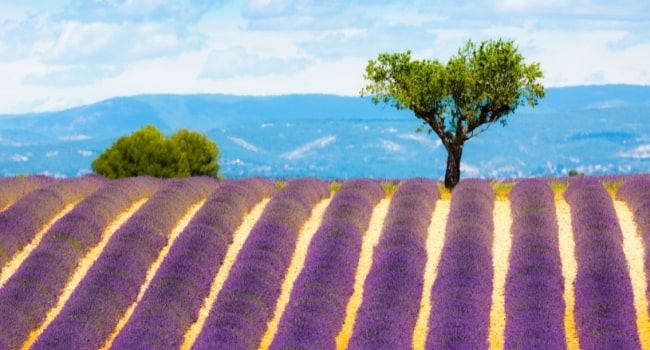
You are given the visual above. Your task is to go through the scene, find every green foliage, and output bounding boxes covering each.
[329,181,342,193]
[491,180,515,200]
[381,181,399,196]
[361,38,545,189]
[568,169,584,177]
[170,129,220,176]
[92,125,220,178]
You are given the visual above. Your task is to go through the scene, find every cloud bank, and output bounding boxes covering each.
[0,0,648,113]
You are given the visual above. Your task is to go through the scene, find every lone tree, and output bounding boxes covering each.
[361,38,545,189]
[92,125,220,178]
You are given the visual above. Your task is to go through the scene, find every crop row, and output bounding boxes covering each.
[505,179,566,348]
[427,179,495,349]
[270,179,384,349]
[111,178,276,349]
[0,175,52,210]
[32,178,219,349]
[1,174,650,349]
[565,178,640,349]
[0,177,161,349]
[191,178,330,349]
[349,178,439,349]
[617,175,650,321]
[0,176,105,268]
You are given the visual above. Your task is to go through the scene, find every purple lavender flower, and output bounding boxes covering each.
[565,177,640,349]
[0,176,104,267]
[0,175,52,209]
[427,179,494,350]
[349,178,438,350]
[504,179,566,349]
[31,178,215,350]
[271,179,382,349]
[192,179,328,350]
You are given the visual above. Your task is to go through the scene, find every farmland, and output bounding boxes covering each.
[0,174,649,349]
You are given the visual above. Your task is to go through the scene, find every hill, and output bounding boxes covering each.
[1,84,649,178]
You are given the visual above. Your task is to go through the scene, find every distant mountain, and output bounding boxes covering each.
[1,84,649,179]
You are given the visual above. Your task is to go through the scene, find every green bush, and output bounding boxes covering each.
[92,125,220,178]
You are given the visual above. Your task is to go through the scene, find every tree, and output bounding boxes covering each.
[361,38,545,189]
[170,128,220,176]
[92,125,220,178]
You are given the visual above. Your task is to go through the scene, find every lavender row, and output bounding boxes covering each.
[271,179,384,349]
[0,175,105,268]
[0,176,162,350]
[564,177,640,349]
[192,178,330,350]
[427,179,495,350]
[504,179,566,349]
[348,178,439,349]
[111,178,276,349]
[617,175,650,319]
[0,175,52,210]
[32,177,219,350]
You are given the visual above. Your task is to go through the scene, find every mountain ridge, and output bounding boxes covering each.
[1,84,649,179]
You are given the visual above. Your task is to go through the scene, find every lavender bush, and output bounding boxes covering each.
[31,178,217,350]
[271,179,383,349]
[504,179,566,349]
[348,178,438,350]
[565,177,640,349]
[426,179,495,350]
[0,175,52,209]
[0,176,104,268]
[110,178,275,349]
[617,176,650,320]
[192,178,329,350]
[0,177,161,349]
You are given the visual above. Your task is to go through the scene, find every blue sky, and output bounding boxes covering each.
[1,0,648,114]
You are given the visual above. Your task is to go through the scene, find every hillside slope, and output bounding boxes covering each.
[1,84,649,178]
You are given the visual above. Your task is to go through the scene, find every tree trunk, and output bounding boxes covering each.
[444,143,463,189]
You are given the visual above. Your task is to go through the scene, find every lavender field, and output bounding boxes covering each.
[0,174,650,349]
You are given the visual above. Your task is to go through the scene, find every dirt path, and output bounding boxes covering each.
[489,200,513,350]
[412,199,450,349]
[22,198,148,349]
[180,198,271,350]
[556,199,580,349]
[615,200,650,349]
[0,202,79,288]
[101,199,207,349]
[259,197,332,349]
[335,197,391,349]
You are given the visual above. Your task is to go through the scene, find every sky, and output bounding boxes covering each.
[0,0,649,114]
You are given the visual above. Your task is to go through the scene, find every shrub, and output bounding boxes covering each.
[92,125,220,178]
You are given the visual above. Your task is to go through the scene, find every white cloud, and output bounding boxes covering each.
[41,21,202,65]
[1,0,650,113]
[61,0,223,23]
[200,46,308,79]
[618,144,650,159]
[243,0,296,19]
[24,66,123,87]
[46,150,59,157]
